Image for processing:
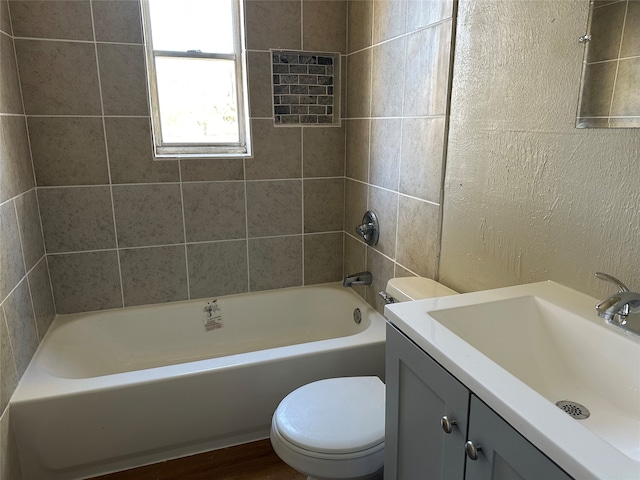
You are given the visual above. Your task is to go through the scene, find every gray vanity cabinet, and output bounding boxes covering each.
[384,323,469,480]
[385,323,572,480]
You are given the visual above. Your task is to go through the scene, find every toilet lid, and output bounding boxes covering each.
[273,376,385,454]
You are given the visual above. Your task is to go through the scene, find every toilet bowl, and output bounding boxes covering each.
[270,277,457,480]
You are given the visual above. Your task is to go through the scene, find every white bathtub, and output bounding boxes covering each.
[11,283,386,480]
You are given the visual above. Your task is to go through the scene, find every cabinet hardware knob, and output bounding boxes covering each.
[440,415,456,434]
[465,440,482,460]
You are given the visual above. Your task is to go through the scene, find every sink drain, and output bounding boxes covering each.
[556,400,590,420]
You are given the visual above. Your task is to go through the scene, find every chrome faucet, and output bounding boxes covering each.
[343,272,373,287]
[594,272,640,327]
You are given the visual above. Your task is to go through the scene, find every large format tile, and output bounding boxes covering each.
[344,233,366,300]
[92,0,143,44]
[97,43,148,116]
[38,186,116,253]
[247,51,272,118]
[0,33,23,114]
[2,280,37,377]
[406,0,453,32]
[304,232,343,284]
[396,195,439,278]
[245,120,302,180]
[364,246,394,313]
[245,0,301,50]
[345,49,371,118]
[246,180,302,237]
[369,118,400,190]
[0,116,34,203]
[345,119,370,182]
[180,158,244,182]
[105,117,179,184]
[0,201,25,302]
[183,182,246,242]
[14,189,44,271]
[0,0,11,34]
[373,0,407,44]
[9,0,93,40]
[112,184,184,247]
[248,236,302,291]
[344,179,368,234]
[371,36,405,117]
[303,178,344,233]
[302,125,345,178]
[368,186,397,259]
[15,39,102,115]
[188,241,248,299]
[48,250,122,313]
[120,246,188,306]
[28,259,55,339]
[0,308,18,413]
[303,0,347,53]
[348,0,373,54]
[28,116,109,186]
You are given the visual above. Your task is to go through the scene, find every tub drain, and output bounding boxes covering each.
[555,400,590,419]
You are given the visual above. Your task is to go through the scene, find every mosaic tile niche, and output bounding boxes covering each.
[272,50,340,125]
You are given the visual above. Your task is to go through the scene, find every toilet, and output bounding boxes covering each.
[270,277,457,480]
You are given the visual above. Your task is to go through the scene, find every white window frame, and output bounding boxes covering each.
[141,0,251,158]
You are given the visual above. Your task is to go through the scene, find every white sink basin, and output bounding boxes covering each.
[385,281,640,480]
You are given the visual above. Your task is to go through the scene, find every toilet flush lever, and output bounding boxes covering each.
[355,211,379,246]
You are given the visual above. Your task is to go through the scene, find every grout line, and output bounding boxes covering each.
[89,0,125,309]
[12,35,143,47]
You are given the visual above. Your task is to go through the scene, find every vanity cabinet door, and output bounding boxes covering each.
[385,324,470,480]
[465,395,572,480]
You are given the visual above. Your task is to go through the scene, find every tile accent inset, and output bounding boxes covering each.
[272,50,339,125]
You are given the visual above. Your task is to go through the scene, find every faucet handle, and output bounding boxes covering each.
[595,272,629,293]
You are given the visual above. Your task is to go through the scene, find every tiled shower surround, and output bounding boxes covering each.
[0,0,454,476]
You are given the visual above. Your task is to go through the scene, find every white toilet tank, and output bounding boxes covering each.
[385,277,457,302]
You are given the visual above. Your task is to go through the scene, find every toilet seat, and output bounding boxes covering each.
[273,376,385,456]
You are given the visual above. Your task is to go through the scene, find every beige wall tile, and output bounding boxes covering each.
[112,184,184,247]
[246,120,302,179]
[303,125,345,178]
[368,185,397,259]
[348,0,373,54]
[92,0,143,44]
[15,39,102,115]
[303,0,347,53]
[304,232,343,284]
[9,0,93,40]
[28,259,55,339]
[396,195,439,277]
[248,236,302,291]
[245,0,301,50]
[403,21,452,117]
[399,116,445,202]
[610,57,640,117]
[97,43,148,116]
[188,241,248,299]
[346,119,369,182]
[621,0,640,58]
[105,117,179,184]
[246,180,302,237]
[304,178,344,233]
[0,308,18,413]
[120,245,188,306]
[14,190,44,271]
[371,36,405,117]
[183,182,246,242]
[345,49,371,118]
[0,0,11,34]
[38,186,116,253]
[344,232,366,298]
[180,158,244,182]
[369,118,400,189]
[0,33,23,114]
[0,116,34,203]
[2,280,37,377]
[587,1,625,62]
[344,178,368,233]
[0,201,25,302]
[28,116,110,186]
[247,51,273,118]
[48,251,122,313]
[579,61,617,117]
[373,0,407,44]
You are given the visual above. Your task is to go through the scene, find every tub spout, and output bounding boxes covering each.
[343,272,373,287]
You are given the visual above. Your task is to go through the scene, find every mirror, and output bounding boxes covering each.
[576,0,640,128]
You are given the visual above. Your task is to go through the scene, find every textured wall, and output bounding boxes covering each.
[440,0,640,299]
[343,0,455,312]
[11,0,347,315]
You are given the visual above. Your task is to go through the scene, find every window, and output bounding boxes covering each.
[142,0,250,157]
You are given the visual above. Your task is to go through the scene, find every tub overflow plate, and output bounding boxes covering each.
[353,308,362,324]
